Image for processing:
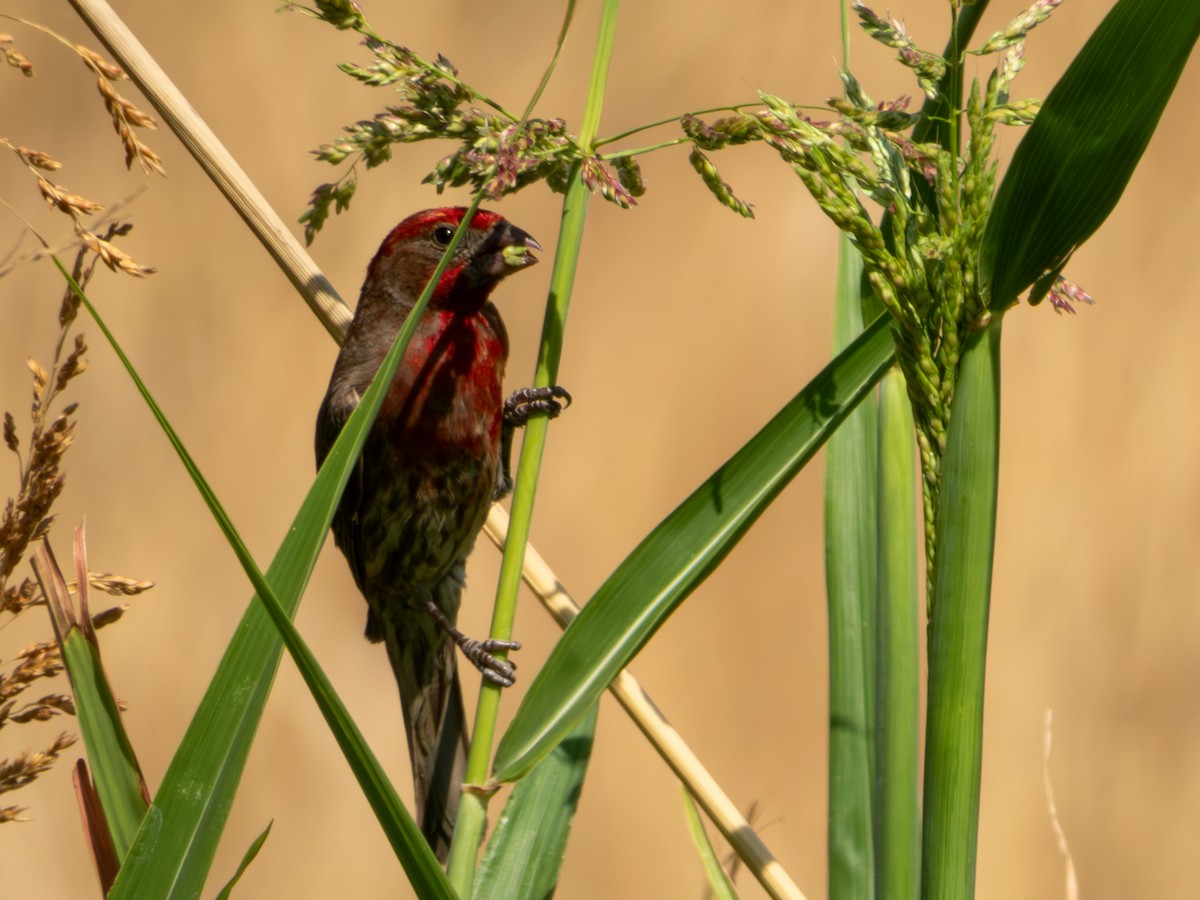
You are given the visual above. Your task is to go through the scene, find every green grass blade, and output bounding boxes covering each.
[472,704,598,900]
[492,313,897,783]
[34,539,148,861]
[875,368,920,900]
[54,216,478,898]
[214,821,273,900]
[449,2,617,886]
[518,0,577,120]
[920,316,1002,900]
[983,0,1200,307]
[824,235,877,900]
[450,170,594,886]
[57,628,146,855]
[682,788,739,900]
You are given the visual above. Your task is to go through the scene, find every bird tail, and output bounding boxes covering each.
[381,596,469,863]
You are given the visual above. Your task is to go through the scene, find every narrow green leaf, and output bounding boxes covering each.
[824,235,877,900]
[681,789,739,900]
[450,169,593,886]
[920,315,1002,900]
[34,539,148,862]
[473,704,597,900]
[493,313,897,783]
[214,821,273,900]
[54,223,473,898]
[518,0,576,121]
[57,629,147,857]
[449,0,617,885]
[983,0,1200,307]
[875,367,920,900]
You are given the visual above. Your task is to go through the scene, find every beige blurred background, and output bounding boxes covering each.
[2,2,1198,897]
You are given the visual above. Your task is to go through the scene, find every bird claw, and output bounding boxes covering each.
[459,637,522,687]
[503,385,572,427]
[495,385,572,500]
[425,601,521,686]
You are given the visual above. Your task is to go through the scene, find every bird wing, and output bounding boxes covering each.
[315,383,380,638]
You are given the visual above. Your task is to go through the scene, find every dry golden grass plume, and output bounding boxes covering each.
[1,16,160,278]
[0,227,153,825]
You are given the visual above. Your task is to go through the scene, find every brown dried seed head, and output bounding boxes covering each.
[3,46,34,77]
[26,358,48,394]
[89,573,155,596]
[3,413,16,453]
[0,732,79,793]
[81,231,156,277]
[132,140,165,176]
[119,99,157,129]
[16,146,62,171]
[95,74,120,105]
[54,335,89,393]
[37,178,103,216]
[90,604,129,629]
[77,45,126,80]
[9,693,74,723]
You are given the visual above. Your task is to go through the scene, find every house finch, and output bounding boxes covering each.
[315,207,568,860]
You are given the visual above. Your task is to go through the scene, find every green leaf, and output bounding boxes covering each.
[34,536,148,862]
[473,704,597,900]
[449,0,616,882]
[875,368,920,900]
[824,236,877,900]
[983,0,1200,307]
[920,315,1002,900]
[57,628,147,857]
[214,821,273,900]
[492,313,897,783]
[55,227,469,898]
[449,168,593,885]
[681,789,739,900]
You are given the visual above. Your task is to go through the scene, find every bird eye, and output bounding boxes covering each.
[432,225,456,246]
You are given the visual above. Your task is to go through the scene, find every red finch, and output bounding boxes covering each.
[315,207,568,860]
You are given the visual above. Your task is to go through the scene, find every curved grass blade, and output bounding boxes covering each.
[493,313,897,783]
[875,368,920,900]
[472,704,597,900]
[517,0,577,120]
[824,235,877,900]
[449,0,619,885]
[214,821,273,900]
[682,788,739,900]
[34,535,148,863]
[920,316,1001,900]
[983,0,1200,308]
[53,239,470,898]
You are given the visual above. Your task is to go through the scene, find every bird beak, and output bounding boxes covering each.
[486,221,541,276]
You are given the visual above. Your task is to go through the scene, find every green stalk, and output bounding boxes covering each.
[824,236,877,900]
[446,1,620,889]
[875,367,919,900]
[920,315,1002,900]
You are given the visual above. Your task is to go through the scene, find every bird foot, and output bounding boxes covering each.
[425,601,521,687]
[459,636,521,687]
[503,385,572,427]
[495,386,572,499]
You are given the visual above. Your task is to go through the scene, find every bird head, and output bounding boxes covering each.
[364,207,541,313]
